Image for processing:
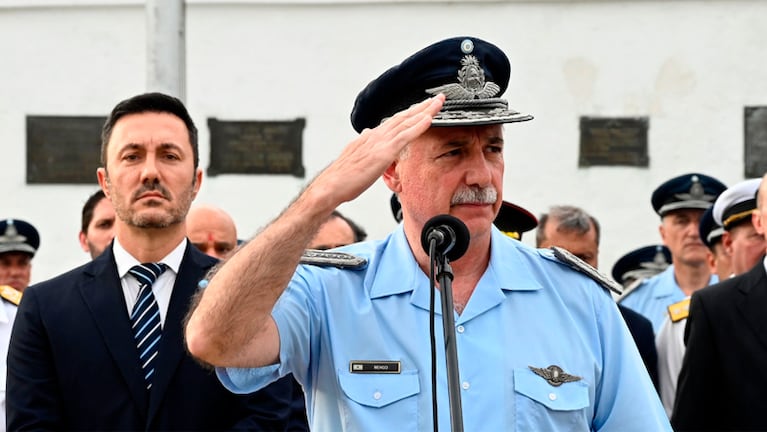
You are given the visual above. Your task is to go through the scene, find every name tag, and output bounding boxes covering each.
[349,360,401,374]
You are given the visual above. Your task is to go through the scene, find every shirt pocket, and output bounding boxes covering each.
[513,367,590,430]
[338,369,420,430]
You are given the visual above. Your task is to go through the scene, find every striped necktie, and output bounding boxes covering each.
[129,263,168,390]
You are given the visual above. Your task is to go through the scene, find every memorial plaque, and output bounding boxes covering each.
[26,116,106,184]
[208,118,305,177]
[745,106,767,178]
[579,117,649,167]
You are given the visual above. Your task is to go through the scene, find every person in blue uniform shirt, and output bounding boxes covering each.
[186,36,669,431]
[612,245,672,288]
[618,173,726,332]
[0,218,38,432]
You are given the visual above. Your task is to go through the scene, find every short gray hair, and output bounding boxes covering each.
[536,205,600,247]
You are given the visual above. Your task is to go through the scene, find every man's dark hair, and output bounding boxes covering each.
[100,92,199,169]
[81,190,106,234]
[536,205,601,247]
[332,210,367,242]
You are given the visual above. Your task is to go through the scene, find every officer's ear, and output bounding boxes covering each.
[382,161,401,194]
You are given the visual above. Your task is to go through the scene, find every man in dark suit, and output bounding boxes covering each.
[672,174,767,431]
[7,92,296,430]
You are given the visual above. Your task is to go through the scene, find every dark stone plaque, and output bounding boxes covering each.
[207,118,305,177]
[26,116,106,184]
[745,106,767,178]
[579,117,649,167]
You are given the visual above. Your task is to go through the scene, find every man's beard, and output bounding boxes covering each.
[109,179,195,229]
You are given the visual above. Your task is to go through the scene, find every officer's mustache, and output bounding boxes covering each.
[451,186,497,205]
[133,182,172,202]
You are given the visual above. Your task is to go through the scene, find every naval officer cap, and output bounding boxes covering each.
[351,36,533,133]
[651,173,727,217]
[698,206,724,249]
[0,218,40,257]
[611,245,672,285]
[493,201,538,240]
[712,178,761,230]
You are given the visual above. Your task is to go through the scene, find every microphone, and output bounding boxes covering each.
[420,215,470,262]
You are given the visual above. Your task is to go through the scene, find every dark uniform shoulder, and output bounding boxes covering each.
[300,249,367,270]
[0,285,22,306]
[540,246,623,295]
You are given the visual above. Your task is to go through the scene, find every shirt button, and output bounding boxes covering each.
[549,393,557,401]
[462,381,470,390]
[373,391,382,400]
[456,325,465,333]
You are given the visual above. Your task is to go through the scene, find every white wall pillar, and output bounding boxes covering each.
[146,0,186,101]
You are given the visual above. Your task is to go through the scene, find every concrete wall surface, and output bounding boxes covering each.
[1,0,765,284]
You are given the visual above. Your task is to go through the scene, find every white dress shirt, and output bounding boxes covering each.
[113,237,186,326]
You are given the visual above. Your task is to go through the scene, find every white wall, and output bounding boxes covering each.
[1,0,765,284]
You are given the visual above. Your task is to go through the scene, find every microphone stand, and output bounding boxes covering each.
[433,250,464,432]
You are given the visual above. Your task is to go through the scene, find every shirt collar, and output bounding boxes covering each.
[369,225,542,301]
[112,236,187,279]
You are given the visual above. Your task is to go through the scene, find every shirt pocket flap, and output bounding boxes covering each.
[338,370,420,408]
[514,367,589,411]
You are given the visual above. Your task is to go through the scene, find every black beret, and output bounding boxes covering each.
[651,173,727,217]
[351,36,532,133]
[493,201,537,240]
[0,218,40,256]
[611,245,672,285]
[698,206,724,248]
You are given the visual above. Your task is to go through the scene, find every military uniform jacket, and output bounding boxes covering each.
[6,243,294,431]
[219,226,670,431]
[672,261,767,431]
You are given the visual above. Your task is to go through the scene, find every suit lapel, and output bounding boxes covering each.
[79,248,150,415]
[147,244,216,422]
[736,264,767,351]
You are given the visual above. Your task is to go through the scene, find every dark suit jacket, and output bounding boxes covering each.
[618,304,658,390]
[672,262,767,431]
[7,242,297,431]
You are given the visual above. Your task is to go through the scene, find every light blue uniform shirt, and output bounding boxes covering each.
[218,226,669,431]
[619,265,718,333]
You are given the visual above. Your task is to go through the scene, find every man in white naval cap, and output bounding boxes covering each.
[712,178,765,276]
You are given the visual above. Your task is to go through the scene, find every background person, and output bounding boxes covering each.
[7,92,294,430]
[672,174,767,430]
[79,190,116,259]
[0,219,40,292]
[308,210,367,250]
[186,204,239,259]
[619,173,726,332]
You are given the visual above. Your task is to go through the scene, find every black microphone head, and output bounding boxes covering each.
[420,214,470,261]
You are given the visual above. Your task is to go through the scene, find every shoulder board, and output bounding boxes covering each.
[300,249,367,270]
[549,246,623,296]
[616,277,645,302]
[667,298,690,323]
[0,285,22,306]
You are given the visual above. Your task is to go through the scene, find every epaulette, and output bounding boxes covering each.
[616,277,645,303]
[667,298,690,323]
[0,285,22,306]
[548,247,623,295]
[300,249,367,269]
